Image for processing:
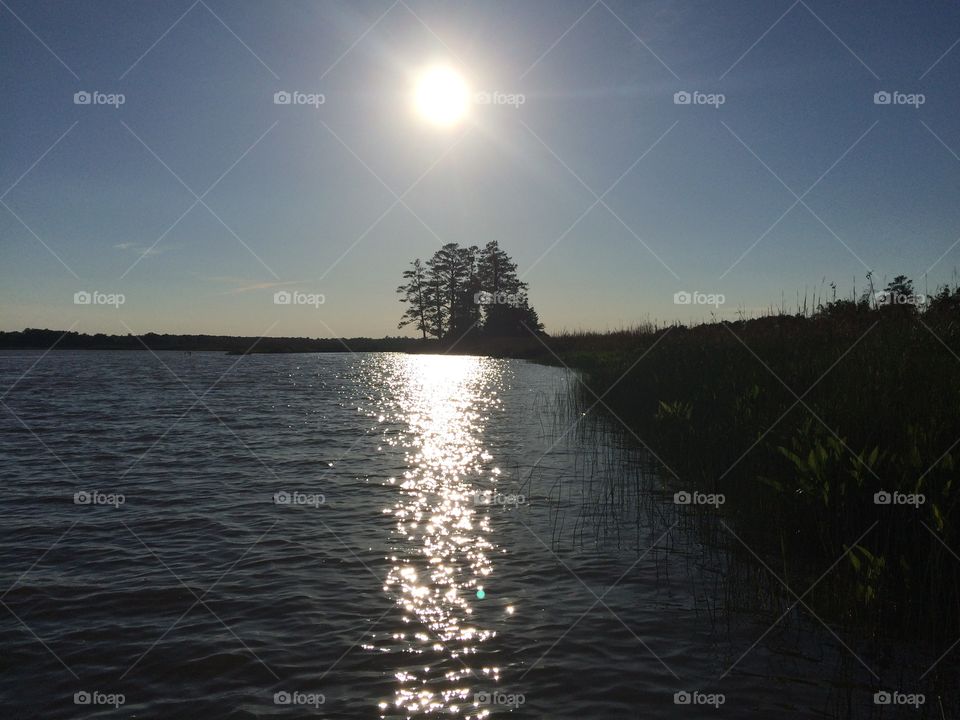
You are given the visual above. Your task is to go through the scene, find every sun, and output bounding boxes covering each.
[413,65,470,127]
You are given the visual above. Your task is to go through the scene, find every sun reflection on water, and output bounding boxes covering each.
[368,355,507,718]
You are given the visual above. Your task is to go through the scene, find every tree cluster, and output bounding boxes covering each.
[397,241,543,340]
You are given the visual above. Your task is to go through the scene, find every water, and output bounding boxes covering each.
[0,351,952,718]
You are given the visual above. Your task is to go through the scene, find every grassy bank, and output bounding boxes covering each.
[529,305,960,660]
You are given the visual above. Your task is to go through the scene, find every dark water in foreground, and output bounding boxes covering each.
[0,351,953,719]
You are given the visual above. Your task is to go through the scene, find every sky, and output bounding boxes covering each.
[2,0,960,337]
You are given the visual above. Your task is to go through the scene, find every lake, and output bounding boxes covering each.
[0,351,947,718]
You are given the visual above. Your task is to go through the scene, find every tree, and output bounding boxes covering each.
[426,269,447,340]
[477,241,533,336]
[399,241,543,340]
[478,241,522,296]
[428,243,476,339]
[396,259,430,339]
[928,284,960,315]
[456,244,483,338]
[879,275,921,313]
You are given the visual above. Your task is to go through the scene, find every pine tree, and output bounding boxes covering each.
[477,241,533,336]
[428,243,473,339]
[478,240,523,296]
[398,241,544,341]
[396,259,430,339]
[455,244,482,338]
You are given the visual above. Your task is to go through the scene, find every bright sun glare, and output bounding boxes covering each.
[413,65,470,127]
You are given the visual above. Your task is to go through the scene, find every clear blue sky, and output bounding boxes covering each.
[2,0,960,337]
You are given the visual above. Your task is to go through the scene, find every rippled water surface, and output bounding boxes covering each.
[0,351,952,719]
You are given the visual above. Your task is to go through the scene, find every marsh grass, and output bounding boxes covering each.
[535,301,960,673]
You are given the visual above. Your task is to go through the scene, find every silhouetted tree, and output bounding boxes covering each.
[455,244,483,338]
[478,241,531,336]
[396,259,431,339]
[427,243,474,339]
[398,241,543,340]
[927,284,960,315]
[879,275,922,313]
[426,270,447,340]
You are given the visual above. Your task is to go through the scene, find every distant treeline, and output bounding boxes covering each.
[0,329,433,354]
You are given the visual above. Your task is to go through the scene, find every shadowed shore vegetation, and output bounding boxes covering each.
[528,283,960,665]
